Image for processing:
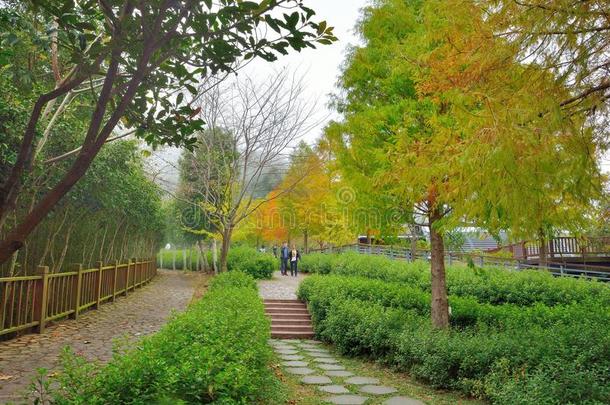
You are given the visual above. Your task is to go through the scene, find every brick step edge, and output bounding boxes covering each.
[271,331,316,339]
[272,320,312,326]
[266,314,311,321]
[264,299,306,304]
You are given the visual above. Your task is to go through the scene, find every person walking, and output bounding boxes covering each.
[272,244,278,258]
[289,244,301,277]
[280,242,289,276]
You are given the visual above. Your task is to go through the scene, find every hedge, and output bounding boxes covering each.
[298,275,609,330]
[227,246,275,279]
[298,275,610,404]
[49,272,277,404]
[300,252,610,307]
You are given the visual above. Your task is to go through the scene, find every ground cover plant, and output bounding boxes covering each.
[298,254,610,404]
[45,271,278,404]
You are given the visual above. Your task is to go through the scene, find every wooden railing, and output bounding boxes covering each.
[0,258,157,337]
[490,237,610,260]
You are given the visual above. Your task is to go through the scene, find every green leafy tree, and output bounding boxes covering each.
[327,0,604,328]
[0,0,336,264]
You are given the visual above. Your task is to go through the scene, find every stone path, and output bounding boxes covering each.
[271,339,426,404]
[259,272,426,404]
[259,270,307,300]
[0,270,203,403]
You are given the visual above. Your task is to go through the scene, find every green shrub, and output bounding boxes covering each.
[49,272,276,404]
[299,275,610,404]
[227,246,275,279]
[300,253,610,307]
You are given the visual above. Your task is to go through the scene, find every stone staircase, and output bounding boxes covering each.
[264,299,315,339]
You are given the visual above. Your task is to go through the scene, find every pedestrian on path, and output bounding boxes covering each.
[280,242,290,276]
[272,244,278,258]
[289,245,301,277]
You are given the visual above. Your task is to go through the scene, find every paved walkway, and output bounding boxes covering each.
[259,271,307,300]
[258,273,426,404]
[0,270,203,403]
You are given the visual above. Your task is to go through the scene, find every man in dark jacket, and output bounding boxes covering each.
[280,242,289,276]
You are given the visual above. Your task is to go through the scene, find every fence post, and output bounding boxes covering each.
[36,266,49,333]
[95,261,103,309]
[71,264,83,320]
[448,253,453,266]
[112,260,119,302]
[479,256,484,267]
[560,265,565,276]
[159,250,163,270]
[131,257,137,289]
[125,258,131,296]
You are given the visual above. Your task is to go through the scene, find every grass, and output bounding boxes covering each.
[272,340,485,405]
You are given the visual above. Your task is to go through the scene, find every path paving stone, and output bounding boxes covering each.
[301,375,333,384]
[283,361,309,367]
[360,385,398,395]
[309,352,333,358]
[280,354,305,361]
[276,349,299,355]
[325,370,354,377]
[313,357,339,364]
[259,272,306,300]
[304,340,322,344]
[318,363,346,371]
[0,270,202,403]
[274,345,296,351]
[345,376,380,385]
[324,394,369,404]
[318,385,350,394]
[305,348,330,354]
[383,397,426,405]
[285,367,315,375]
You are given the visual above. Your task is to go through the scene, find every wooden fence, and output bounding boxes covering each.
[0,258,157,337]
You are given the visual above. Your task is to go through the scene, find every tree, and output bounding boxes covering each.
[0,0,336,264]
[327,0,604,328]
[178,70,318,271]
[487,0,610,136]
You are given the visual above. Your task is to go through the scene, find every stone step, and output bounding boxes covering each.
[272,319,312,326]
[264,302,307,308]
[265,308,309,314]
[271,330,316,339]
[264,299,306,304]
[272,324,314,332]
[264,305,307,311]
[268,313,311,320]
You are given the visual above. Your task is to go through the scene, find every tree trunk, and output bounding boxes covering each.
[366,229,372,245]
[410,225,418,261]
[537,228,548,268]
[304,229,309,253]
[212,239,218,274]
[429,209,449,329]
[219,227,233,272]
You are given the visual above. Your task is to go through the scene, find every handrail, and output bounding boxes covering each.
[0,258,157,338]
